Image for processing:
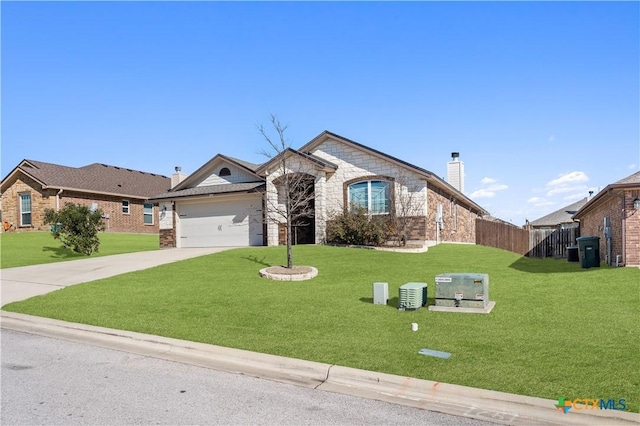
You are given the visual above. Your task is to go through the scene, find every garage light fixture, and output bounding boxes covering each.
[634,198,640,210]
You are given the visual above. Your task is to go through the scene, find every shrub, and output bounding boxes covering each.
[44,202,105,256]
[326,206,390,246]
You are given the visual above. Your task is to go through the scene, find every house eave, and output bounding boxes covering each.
[573,183,640,220]
[150,189,265,203]
[41,185,152,200]
[0,166,48,192]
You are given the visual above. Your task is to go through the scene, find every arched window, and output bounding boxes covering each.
[219,167,231,177]
[348,180,391,214]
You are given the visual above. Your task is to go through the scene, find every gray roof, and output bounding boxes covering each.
[573,170,640,219]
[614,170,640,185]
[529,198,587,227]
[2,159,170,199]
[150,182,265,201]
[255,148,339,175]
[224,156,262,172]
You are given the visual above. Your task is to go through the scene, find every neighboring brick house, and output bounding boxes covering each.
[150,131,488,248]
[525,197,588,230]
[572,171,640,267]
[1,159,171,234]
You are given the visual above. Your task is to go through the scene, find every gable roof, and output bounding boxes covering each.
[573,170,640,219]
[528,198,587,227]
[172,154,263,192]
[1,159,170,199]
[298,131,488,215]
[614,170,640,185]
[255,147,338,175]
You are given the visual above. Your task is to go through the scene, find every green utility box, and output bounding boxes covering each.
[435,273,489,309]
[576,236,600,268]
[398,282,427,311]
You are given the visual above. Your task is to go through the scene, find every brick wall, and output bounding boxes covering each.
[59,191,159,234]
[160,229,176,248]
[623,192,640,266]
[577,193,630,265]
[0,174,56,231]
[1,172,159,234]
[426,186,478,243]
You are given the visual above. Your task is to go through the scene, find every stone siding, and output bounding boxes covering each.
[310,139,479,243]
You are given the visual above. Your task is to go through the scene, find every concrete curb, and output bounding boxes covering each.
[2,311,638,425]
[259,266,319,281]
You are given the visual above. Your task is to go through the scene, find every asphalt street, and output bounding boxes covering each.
[1,329,499,426]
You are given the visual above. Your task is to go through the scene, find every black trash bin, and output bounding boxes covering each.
[576,236,600,268]
[567,245,579,262]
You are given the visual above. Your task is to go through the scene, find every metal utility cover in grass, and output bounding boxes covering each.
[418,348,451,359]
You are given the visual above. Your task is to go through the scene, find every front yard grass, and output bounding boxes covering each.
[0,232,159,269]
[3,244,638,412]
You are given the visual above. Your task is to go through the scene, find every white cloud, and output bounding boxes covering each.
[470,189,497,198]
[546,171,589,187]
[471,178,508,199]
[527,197,555,207]
[547,184,588,196]
[544,171,589,198]
[487,183,508,192]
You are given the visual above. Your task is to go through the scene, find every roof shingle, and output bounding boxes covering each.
[11,159,170,199]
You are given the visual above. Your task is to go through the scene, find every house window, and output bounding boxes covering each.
[220,167,231,177]
[143,203,154,225]
[122,200,130,214]
[348,180,391,215]
[19,193,32,226]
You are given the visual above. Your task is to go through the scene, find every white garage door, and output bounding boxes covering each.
[178,196,263,247]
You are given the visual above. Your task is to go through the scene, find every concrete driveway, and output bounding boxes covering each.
[1,247,232,306]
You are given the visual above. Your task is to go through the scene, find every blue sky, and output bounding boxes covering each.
[2,1,638,226]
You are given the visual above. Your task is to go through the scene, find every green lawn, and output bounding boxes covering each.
[0,232,160,268]
[3,244,639,412]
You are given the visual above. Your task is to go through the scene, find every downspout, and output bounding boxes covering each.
[56,189,63,211]
[619,192,626,266]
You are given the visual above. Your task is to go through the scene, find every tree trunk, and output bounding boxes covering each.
[286,213,293,268]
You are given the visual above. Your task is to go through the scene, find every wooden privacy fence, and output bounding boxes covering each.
[475,219,529,255]
[527,227,580,258]
[475,219,580,258]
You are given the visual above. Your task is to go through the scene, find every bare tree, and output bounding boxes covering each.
[258,114,316,268]
[389,173,427,246]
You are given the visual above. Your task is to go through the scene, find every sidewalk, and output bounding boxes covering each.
[1,250,638,425]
